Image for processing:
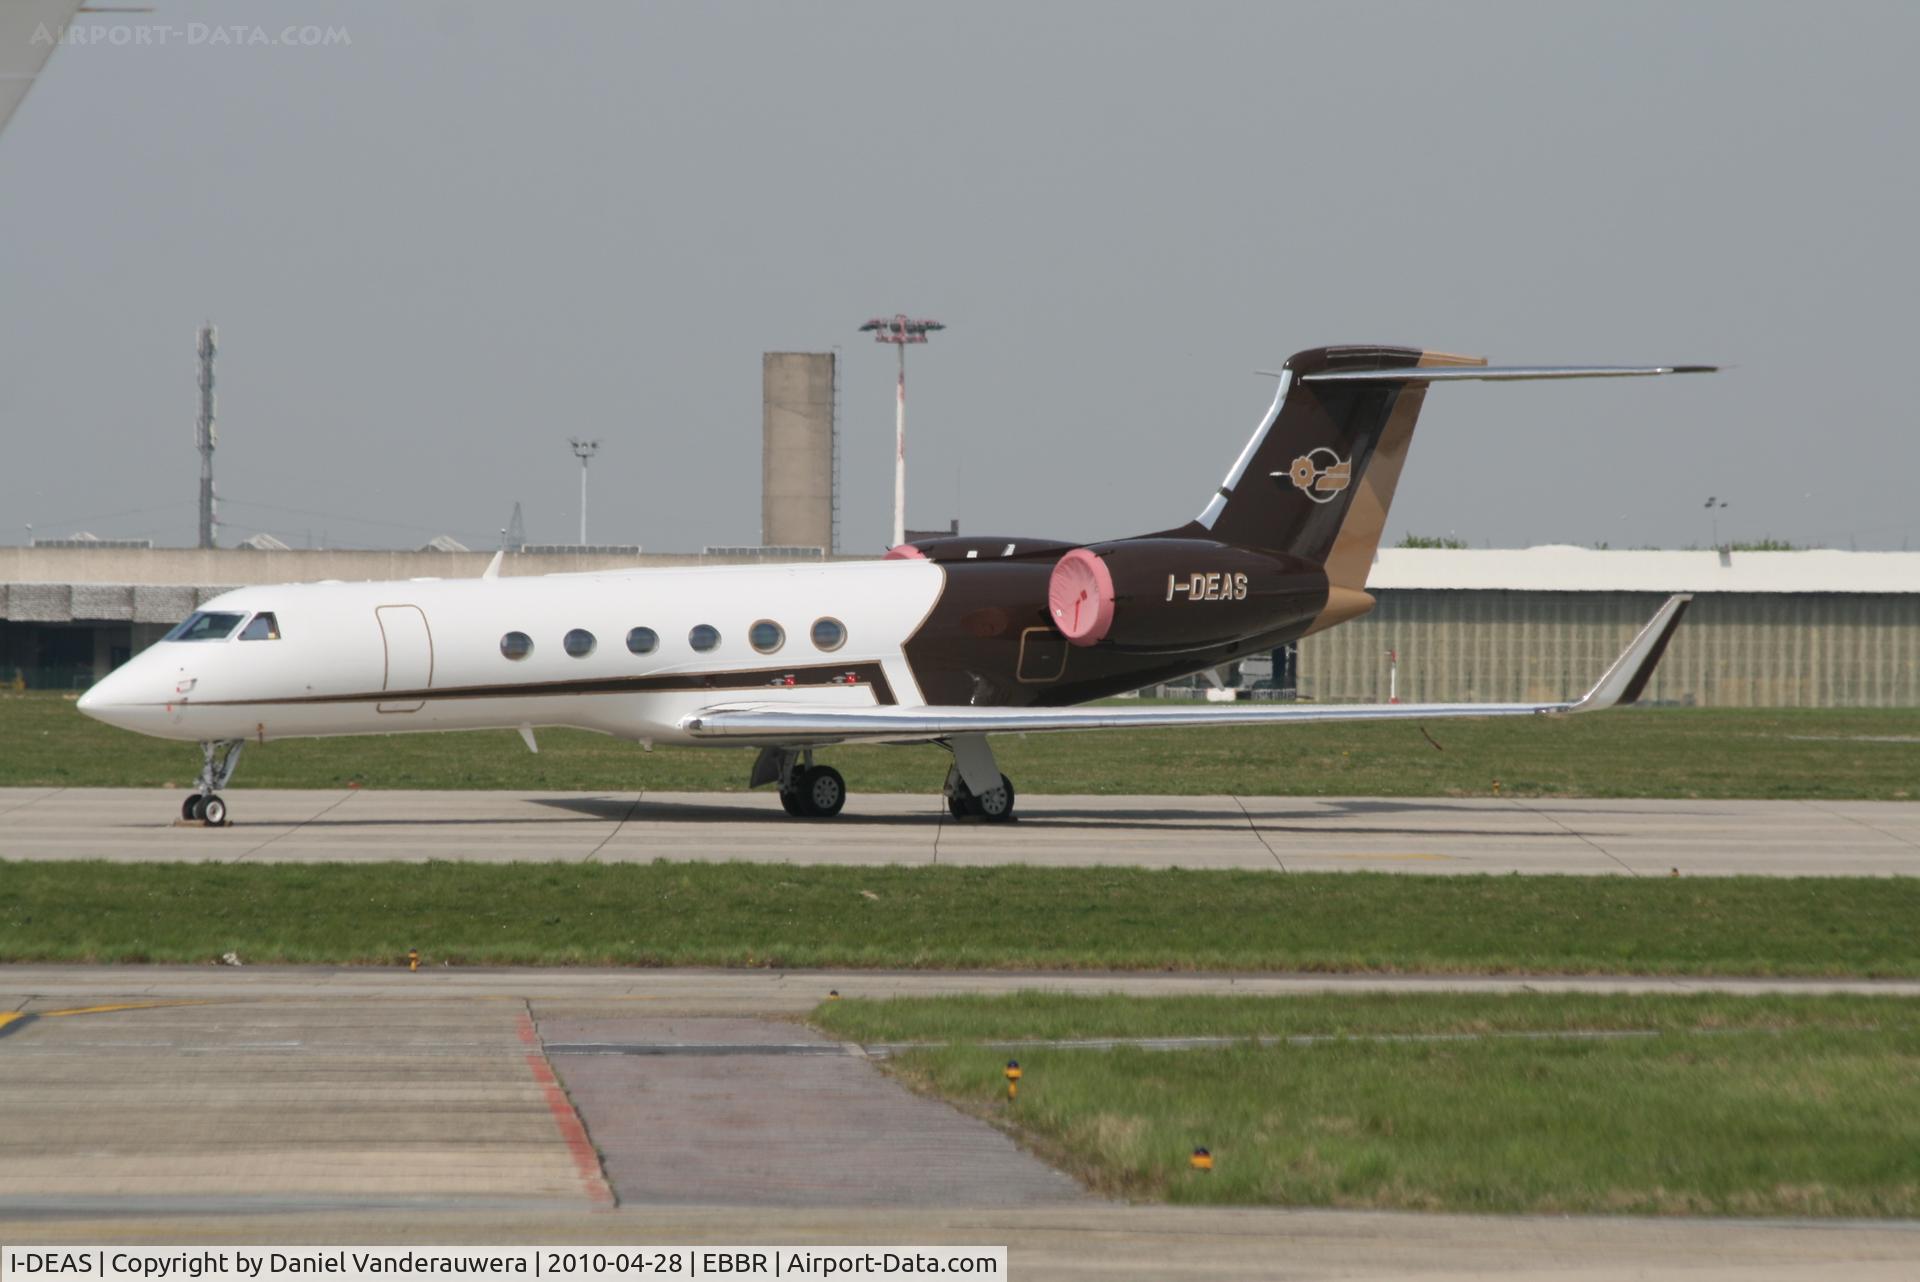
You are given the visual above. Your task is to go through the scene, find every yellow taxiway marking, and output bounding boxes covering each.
[0,1012,27,1031]
[40,999,220,1018]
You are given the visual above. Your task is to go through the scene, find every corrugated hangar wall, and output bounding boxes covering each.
[1296,590,1920,708]
[761,352,835,552]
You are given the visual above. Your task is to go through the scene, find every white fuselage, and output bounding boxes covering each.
[77,560,947,745]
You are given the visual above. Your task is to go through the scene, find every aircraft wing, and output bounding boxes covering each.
[681,595,1691,744]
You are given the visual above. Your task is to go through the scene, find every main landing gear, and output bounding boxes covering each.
[943,733,1017,823]
[947,771,1017,822]
[758,748,847,819]
[750,734,1016,823]
[181,739,244,827]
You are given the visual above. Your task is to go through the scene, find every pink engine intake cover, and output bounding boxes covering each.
[883,544,927,560]
[1049,548,1115,645]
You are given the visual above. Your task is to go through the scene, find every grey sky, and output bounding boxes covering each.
[2,1,1916,553]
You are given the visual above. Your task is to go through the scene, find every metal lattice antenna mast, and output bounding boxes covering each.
[505,501,526,552]
[195,323,218,548]
[859,314,944,548]
[569,438,600,544]
[830,346,842,556]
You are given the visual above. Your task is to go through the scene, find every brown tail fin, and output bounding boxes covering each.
[1315,348,1486,593]
[1160,346,1483,594]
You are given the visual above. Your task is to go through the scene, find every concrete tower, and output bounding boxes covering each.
[762,352,836,552]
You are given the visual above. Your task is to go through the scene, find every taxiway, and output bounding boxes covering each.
[2,787,1917,874]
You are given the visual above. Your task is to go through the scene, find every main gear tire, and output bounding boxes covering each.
[798,765,846,818]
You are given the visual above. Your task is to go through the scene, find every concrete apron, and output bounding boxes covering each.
[0,998,1080,1213]
[536,1016,1083,1208]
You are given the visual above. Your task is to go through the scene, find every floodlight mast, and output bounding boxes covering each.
[859,314,944,549]
[570,437,600,544]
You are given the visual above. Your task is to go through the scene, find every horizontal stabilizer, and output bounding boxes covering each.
[1298,365,1717,384]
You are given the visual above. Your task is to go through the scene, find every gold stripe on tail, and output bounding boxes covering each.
[1304,349,1486,636]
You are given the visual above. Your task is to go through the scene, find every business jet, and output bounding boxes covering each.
[78,345,1707,827]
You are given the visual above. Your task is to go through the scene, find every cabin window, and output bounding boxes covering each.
[626,627,658,655]
[689,624,721,652]
[238,612,281,641]
[500,631,534,660]
[810,617,847,652]
[165,611,245,642]
[748,620,785,654]
[564,628,596,658]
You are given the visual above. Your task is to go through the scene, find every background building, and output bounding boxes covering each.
[1298,548,1920,708]
[0,545,867,689]
[7,544,1920,707]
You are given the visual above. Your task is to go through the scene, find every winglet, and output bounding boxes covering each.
[481,550,505,580]
[1568,594,1692,713]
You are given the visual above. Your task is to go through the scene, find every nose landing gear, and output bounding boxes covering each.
[181,739,245,828]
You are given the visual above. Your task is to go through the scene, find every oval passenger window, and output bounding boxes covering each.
[564,629,596,658]
[810,617,847,652]
[627,627,658,655]
[501,631,534,660]
[749,620,784,654]
[689,624,721,652]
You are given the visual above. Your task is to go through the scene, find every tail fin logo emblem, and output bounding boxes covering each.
[1278,448,1351,503]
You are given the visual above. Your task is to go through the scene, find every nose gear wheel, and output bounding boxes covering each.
[181,739,245,827]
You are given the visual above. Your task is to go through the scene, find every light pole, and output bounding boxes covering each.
[860,314,945,548]
[1705,496,1729,550]
[570,437,600,544]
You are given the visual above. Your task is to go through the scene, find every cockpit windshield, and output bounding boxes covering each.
[164,611,246,642]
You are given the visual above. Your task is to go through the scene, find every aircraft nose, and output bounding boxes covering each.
[76,667,128,719]
[75,662,167,733]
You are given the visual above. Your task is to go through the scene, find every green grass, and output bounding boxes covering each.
[3,692,1916,798]
[2,862,1915,974]
[817,993,1920,1216]
[810,989,1902,1044]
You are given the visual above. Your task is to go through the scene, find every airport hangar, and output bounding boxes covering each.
[5,542,1920,708]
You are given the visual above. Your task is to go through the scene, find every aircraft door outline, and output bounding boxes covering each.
[374,604,434,713]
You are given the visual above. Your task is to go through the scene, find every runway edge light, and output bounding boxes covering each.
[1005,1059,1022,1101]
[1191,1147,1213,1172]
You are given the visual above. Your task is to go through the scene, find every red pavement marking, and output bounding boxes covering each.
[517,1009,614,1206]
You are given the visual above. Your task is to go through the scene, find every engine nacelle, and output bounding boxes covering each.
[1047,539,1337,651]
